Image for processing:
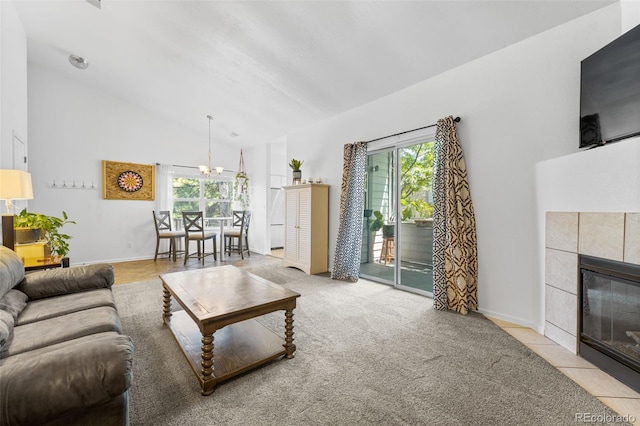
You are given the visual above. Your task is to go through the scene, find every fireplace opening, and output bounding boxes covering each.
[579,255,640,392]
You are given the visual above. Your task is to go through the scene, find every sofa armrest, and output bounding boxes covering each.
[0,332,133,426]
[16,264,115,300]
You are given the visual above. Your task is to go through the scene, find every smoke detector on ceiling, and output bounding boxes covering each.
[68,55,89,70]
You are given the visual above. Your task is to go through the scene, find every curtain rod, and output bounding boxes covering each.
[156,163,236,173]
[365,116,461,144]
[159,163,196,169]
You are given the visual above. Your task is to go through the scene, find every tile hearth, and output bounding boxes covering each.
[490,317,640,423]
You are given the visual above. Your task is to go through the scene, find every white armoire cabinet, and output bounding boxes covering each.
[282,184,329,274]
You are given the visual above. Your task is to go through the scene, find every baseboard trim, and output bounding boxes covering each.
[478,307,543,334]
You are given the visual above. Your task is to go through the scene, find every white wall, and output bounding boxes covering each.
[27,65,240,264]
[536,136,640,216]
[536,140,640,338]
[1,1,28,169]
[535,1,640,337]
[287,3,626,330]
[537,139,640,211]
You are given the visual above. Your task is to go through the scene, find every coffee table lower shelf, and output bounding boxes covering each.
[164,310,287,395]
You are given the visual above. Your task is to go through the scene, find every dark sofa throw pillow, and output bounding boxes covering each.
[0,289,28,320]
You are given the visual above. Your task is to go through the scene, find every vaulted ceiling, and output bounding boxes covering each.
[14,0,615,146]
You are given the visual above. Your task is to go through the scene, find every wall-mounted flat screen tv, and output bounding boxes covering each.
[580,23,640,149]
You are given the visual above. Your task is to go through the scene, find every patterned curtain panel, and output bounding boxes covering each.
[432,116,478,314]
[331,141,367,282]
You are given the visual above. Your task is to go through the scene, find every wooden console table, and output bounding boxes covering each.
[23,255,68,272]
[160,265,301,395]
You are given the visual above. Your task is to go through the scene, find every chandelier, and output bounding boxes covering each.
[199,115,224,177]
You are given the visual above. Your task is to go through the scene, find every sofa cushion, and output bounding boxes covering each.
[0,332,133,426]
[0,289,28,320]
[2,306,122,357]
[17,263,114,300]
[0,246,25,300]
[0,310,13,351]
[0,289,27,351]
[16,288,115,326]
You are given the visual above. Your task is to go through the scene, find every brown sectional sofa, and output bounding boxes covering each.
[0,246,133,425]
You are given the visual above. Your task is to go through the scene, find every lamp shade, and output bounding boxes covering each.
[0,170,34,201]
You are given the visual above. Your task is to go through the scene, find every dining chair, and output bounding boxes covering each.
[223,210,251,259]
[230,210,244,228]
[182,211,217,265]
[152,210,185,262]
[219,210,242,237]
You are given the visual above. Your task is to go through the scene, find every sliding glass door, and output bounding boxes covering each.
[360,138,435,296]
[397,141,435,293]
[360,149,396,283]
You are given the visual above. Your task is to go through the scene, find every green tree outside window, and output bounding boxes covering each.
[400,141,435,221]
[173,177,232,220]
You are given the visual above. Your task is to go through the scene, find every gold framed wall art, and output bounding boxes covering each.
[102,160,155,201]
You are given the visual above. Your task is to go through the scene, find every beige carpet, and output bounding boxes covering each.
[113,263,615,425]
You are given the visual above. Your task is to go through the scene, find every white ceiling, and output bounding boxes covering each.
[14,0,615,146]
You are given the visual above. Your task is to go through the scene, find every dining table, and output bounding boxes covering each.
[207,216,233,261]
[173,215,233,262]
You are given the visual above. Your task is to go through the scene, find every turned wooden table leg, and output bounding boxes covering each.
[284,309,296,359]
[201,333,215,396]
[162,287,172,322]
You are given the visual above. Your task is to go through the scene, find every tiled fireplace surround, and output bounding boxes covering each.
[545,212,640,353]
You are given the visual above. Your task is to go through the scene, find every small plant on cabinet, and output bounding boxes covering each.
[289,159,304,184]
[14,209,76,257]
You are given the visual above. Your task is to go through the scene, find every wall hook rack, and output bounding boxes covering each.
[48,180,98,190]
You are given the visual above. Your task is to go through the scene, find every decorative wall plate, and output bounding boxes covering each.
[117,170,143,192]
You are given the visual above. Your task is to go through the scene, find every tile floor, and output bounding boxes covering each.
[488,317,640,424]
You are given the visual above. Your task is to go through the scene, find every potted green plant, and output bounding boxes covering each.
[369,210,394,236]
[233,148,250,209]
[369,210,384,232]
[14,224,41,245]
[382,223,395,238]
[233,172,250,209]
[289,158,304,184]
[14,209,76,257]
[383,213,395,238]
[367,210,395,263]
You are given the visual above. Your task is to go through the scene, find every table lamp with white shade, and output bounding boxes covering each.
[0,170,34,250]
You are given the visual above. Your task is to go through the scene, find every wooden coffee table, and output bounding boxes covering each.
[160,265,301,395]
